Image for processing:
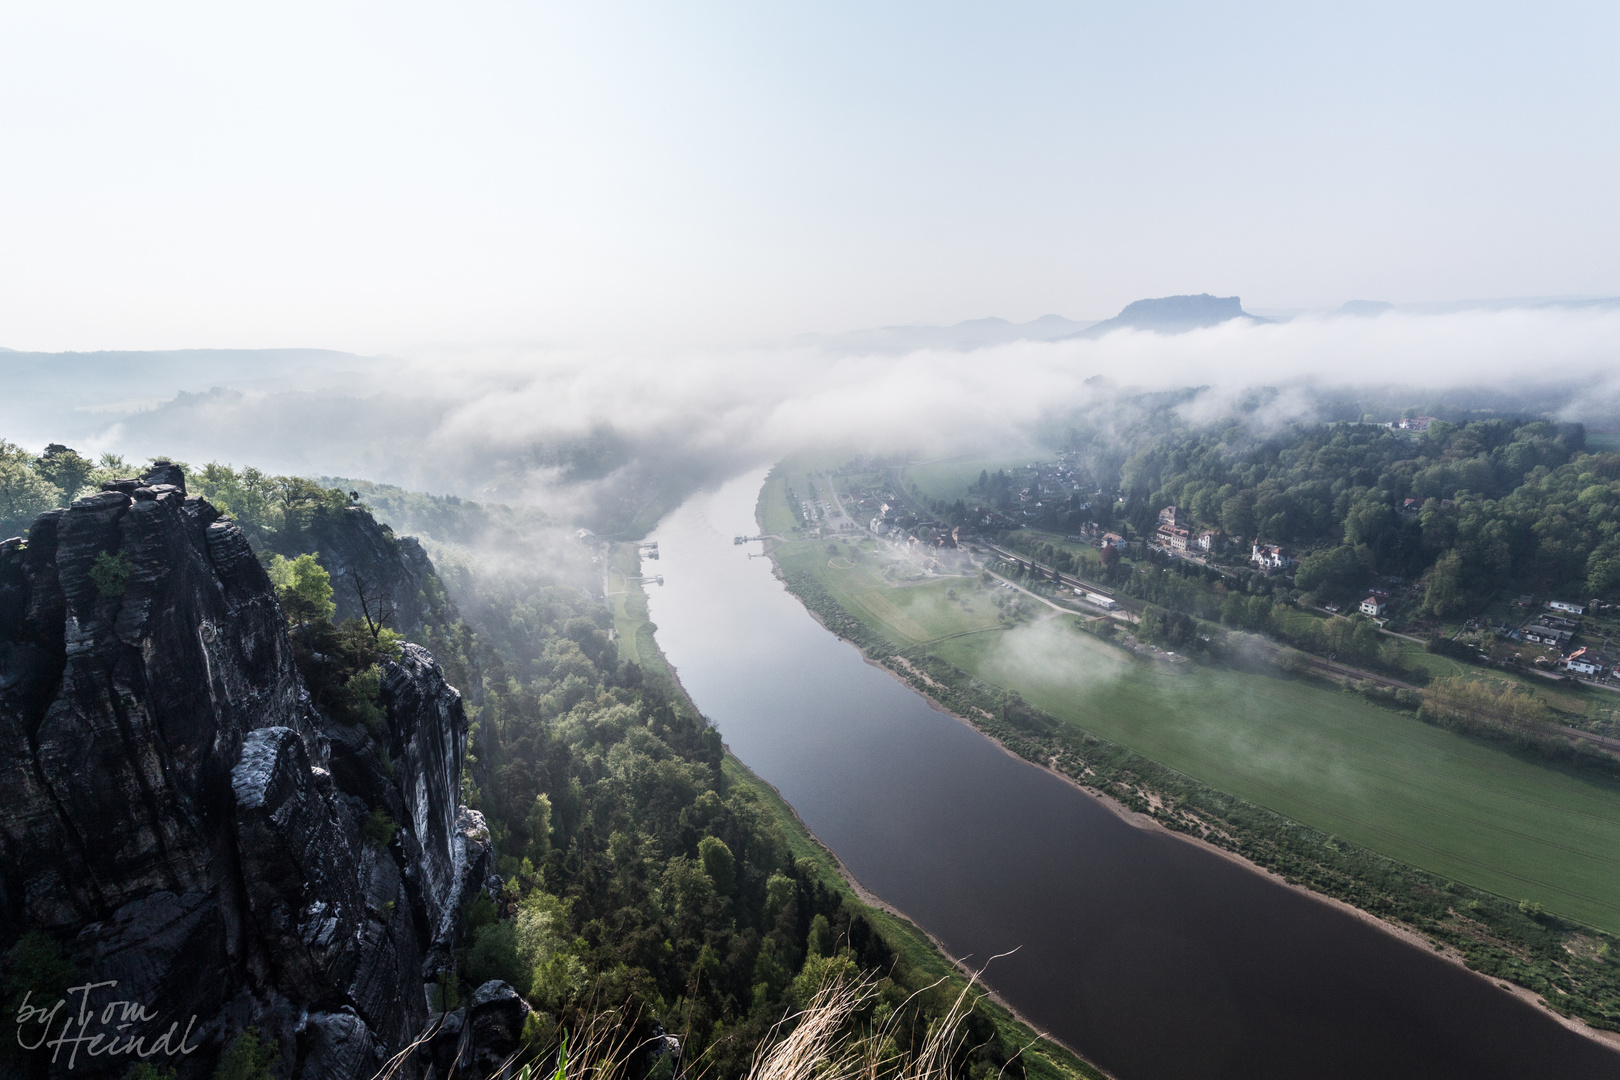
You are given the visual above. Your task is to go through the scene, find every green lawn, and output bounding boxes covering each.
[765,468,1620,932]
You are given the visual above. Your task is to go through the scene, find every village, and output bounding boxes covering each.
[791,451,1620,695]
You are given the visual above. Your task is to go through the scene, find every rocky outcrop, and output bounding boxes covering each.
[300,506,437,635]
[0,464,493,1080]
[421,981,533,1080]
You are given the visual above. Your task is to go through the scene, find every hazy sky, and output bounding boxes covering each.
[2,2,1617,352]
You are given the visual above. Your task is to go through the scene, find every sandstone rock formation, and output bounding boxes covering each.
[300,505,437,635]
[0,464,492,1080]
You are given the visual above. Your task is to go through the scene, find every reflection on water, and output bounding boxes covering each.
[643,470,1620,1080]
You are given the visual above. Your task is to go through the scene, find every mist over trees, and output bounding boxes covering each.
[1051,401,1616,612]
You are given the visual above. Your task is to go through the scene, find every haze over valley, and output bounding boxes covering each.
[5,4,1620,1079]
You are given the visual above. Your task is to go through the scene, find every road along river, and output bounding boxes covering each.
[642,470,1620,1080]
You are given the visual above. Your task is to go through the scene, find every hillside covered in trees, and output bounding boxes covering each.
[985,394,1618,617]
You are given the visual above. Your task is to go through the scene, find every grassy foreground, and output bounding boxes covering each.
[608,542,1107,1080]
[759,464,1620,1032]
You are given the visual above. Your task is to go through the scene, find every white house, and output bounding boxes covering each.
[1251,539,1295,570]
[1565,648,1604,676]
[1548,600,1586,615]
[1359,596,1387,617]
[1523,626,1572,647]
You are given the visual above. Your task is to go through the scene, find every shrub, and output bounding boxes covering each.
[214,1028,277,1080]
[89,550,132,597]
[265,552,335,624]
[362,809,398,848]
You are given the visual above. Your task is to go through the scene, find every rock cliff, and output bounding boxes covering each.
[298,506,437,636]
[0,464,492,1080]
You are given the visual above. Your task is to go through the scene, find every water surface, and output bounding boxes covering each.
[643,471,1620,1080]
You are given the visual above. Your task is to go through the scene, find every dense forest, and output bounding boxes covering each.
[1102,412,1617,614]
[950,399,1620,618]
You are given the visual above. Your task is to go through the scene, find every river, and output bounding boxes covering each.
[641,470,1620,1080]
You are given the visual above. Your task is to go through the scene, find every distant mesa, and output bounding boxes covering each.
[1064,294,1272,339]
[1337,299,1395,317]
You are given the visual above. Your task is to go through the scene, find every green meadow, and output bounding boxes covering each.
[763,469,1620,933]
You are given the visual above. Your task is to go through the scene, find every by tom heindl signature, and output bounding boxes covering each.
[15,980,200,1070]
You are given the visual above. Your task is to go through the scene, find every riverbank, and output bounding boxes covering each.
[755,468,1620,1040]
[606,540,1110,1080]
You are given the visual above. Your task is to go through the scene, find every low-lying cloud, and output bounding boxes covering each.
[8,304,1619,530]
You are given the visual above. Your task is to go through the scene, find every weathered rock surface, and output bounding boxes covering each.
[0,463,494,1080]
[300,506,436,635]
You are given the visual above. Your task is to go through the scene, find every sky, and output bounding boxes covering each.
[2,2,1618,353]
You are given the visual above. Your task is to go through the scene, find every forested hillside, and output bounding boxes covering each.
[953,398,1617,616]
[1103,412,1614,613]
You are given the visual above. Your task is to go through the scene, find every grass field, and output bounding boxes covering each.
[763,467,1620,933]
[606,545,660,670]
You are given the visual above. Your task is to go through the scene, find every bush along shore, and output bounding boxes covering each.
[777,565,1620,1034]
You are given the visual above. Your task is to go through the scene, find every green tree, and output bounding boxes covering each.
[698,835,736,896]
[524,793,553,862]
[807,913,833,958]
[1294,545,1367,601]
[194,463,277,536]
[1587,540,1620,602]
[266,553,335,624]
[274,475,332,534]
[128,1063,177,1080]
[1220,490,1257,539]
[214,1028,277,1080]
[89,550,133,597]
[34,444,95,502]
[1422,550,1470,618]
[2,930,76,1070]
[0,440,62,538]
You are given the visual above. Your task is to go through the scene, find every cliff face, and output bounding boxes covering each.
[299,506,437,635]
[0,464,492,1080]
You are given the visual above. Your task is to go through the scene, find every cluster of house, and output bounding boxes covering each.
[1389,415,1438,432]
[1517,601,1583,648]
[1506,599,1616,679]
[864,498,963,552]
[1152,506,1223,555]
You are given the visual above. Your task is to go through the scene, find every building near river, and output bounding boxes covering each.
[1251,538,1294,570]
